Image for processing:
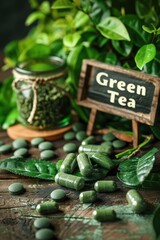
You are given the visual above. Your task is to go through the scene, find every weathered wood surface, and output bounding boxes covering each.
[0,130,160,240]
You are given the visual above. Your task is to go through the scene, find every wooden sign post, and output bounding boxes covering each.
[77,60,160,147]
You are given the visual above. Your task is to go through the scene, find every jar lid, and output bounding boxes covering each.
[15,56,66,76]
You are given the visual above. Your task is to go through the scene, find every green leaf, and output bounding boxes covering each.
[63,32,81,48]
[26,44,51,59]
[2,108,18,130]
[135,43,156,70]
[140,173,160,189]
[152,204,160,238]
[137,147,158,182]
[150,126,160,140]
[0,158,57,180]
[117,157,140,186]
[97,17,130,41]
[25,11,45,26]
[117,148,159,187]
[52,0,74,9]
[121,15,150,46]
[112,40,133,57]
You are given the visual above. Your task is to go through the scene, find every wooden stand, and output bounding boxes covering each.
[87,108,139,146]
[7,124,72,141]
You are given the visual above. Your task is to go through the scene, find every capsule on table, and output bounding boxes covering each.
[126,189,147,214]
[94,180,117,192]
[90,153,115,170]
[55,172,85,191]
[81,136,95,146]
[93,208,117,222]
[78,144,113,156]
[79,190,97,203]
[60,153,77,174]
[77,153,93,177]
[36,201,59,214]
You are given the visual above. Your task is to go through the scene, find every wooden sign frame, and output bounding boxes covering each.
[77,59,160,147]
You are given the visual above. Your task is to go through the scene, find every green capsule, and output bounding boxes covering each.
[8,182,25,195]
[34,217,51,229]
[0,144,12,154]
[94,180,117,192]
[55,172,85,190]
[35,228,55,240]
[75,131,87,142]
[72,122,85,132]
[36,201,59,214]
[102,132,116,141]
[64,131,75,140]
[56,159,63,171]
[79,190,97,203]
[78,144,113,156]
[60,153,77,173]
[112,139,126,149]
[50,189,66,202]
[12,138,28,149]
[101,141,112,147]
[31,137,44,147]
[93,208,117,222]
[63,143,78,153]
[38,141,54,151]
[77,153,93,177]
[90,153,115,170]
[126,189,147,214]
[81,136,95,146]
[40,150,55,160]
[13,148,28,157]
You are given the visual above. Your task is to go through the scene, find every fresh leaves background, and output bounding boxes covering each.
[1,0,160,132]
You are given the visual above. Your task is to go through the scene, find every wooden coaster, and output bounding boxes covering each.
[7,124,72,141]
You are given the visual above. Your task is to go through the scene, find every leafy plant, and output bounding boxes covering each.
[152,204,160,239]
[1,0,160,129]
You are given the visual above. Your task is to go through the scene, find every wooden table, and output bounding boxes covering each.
[0,128,160,240]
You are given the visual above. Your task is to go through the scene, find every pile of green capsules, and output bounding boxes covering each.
[0,137,55,160]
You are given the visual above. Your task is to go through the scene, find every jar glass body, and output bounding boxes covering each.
[13,57,71,130]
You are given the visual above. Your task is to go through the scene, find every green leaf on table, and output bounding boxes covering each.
[0,158,57,180]
[97,17,131,41]
[140,173,160,189]
[137,147,158,182]
[117,148,159,187]
[152,204,160,239]
[135,43,156,70]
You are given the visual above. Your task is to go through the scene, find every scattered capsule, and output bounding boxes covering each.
[35,228,55,240]
[101,141,112,147]
[8,182,25,195]
[50,189,66,201]
[34,217,51,229]
[56,159,63,171]
[64,131,75,140]
[12,138,28,149]
[38,141,54,151]
[31,137,44,147]
[75,131,87,141]
[81,136,95,146]
[72,122,85,132]
[36,201,59,215]
[90,153,115,170]
[93,208,117,222]
[40,150,55,160]
[112,139,126,149]
[0,144,12,154]
[102,132,116,141]
[126,189,147,214]
[78,144,113,156]
[94,180,117,192]
[13,148,28,157]
[83,168,108,181]
[63,143,78,153]
[55,172,85,191]
[79,190,97,203]
[77,153,93,177]
[60,153,77,173]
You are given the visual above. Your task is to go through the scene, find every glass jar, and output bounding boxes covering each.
[12,56,71,130]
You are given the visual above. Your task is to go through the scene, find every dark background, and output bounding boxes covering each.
[0,0,31,50]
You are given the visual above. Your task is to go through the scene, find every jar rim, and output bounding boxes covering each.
[15,56,66,76]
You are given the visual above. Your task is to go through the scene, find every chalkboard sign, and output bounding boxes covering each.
[77,60,160,146]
